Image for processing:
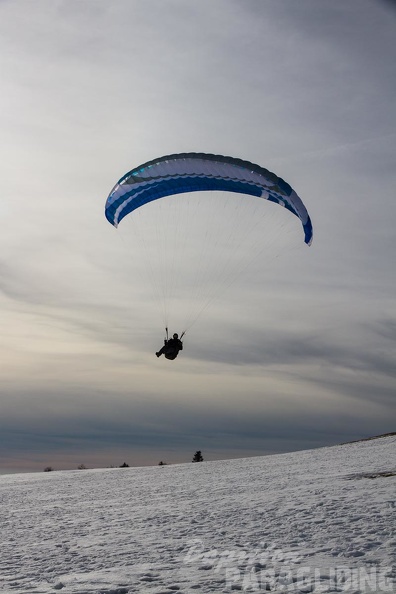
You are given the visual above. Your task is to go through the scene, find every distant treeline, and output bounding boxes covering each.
[43,451,205,472]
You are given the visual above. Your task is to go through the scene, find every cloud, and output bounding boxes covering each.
[0,0,395,471]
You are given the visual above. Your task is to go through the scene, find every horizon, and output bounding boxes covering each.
[1,431,394,476]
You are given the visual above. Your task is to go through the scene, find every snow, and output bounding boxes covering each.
[1,437,395,594]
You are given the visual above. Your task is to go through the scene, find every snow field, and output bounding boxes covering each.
[0,436,395,593]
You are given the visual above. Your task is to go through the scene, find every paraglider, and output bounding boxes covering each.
[105,152,313,245]
[105,153,313,358]
[156,331,184,360]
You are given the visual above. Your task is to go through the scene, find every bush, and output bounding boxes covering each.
[192,450,204,463]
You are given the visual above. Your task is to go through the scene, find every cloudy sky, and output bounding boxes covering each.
[1,0,395,472]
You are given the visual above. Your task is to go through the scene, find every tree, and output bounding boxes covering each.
[192,450,204,463]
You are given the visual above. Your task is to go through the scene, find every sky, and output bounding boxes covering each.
[0,0,395,472]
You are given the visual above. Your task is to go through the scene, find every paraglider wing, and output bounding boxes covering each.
[105,153,313,245]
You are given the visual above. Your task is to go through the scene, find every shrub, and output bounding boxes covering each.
[192,450,204,463]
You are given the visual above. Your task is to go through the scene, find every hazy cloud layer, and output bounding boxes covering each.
[0,0,395,471]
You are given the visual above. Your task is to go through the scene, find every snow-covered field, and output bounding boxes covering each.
[1,436,395,594]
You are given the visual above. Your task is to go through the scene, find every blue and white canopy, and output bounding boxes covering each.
[105,152,313,245]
